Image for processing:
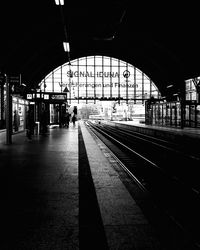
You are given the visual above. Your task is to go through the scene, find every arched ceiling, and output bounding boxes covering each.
[0,1,199,97]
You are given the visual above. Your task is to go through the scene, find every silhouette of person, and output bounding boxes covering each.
[13,110,20,132]
[72,114,76,126]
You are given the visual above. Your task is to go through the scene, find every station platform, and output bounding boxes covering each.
[111,120,200,137]
[101,120,200,152]
[0,121,196,249]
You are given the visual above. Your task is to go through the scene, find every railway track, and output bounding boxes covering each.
[85,120,200,250]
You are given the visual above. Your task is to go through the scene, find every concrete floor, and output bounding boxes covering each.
[0,121,163,250]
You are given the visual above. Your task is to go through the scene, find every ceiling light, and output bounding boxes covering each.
[63,42,70,52]
[55,0,64,5]
[166,84,173,88]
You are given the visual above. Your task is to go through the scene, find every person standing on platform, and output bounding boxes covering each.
[72,114,76,126]
[13,110,20,132]
[65,111,70,128]
[72,106,77,127]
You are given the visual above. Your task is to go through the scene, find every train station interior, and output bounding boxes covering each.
[0,1,200,250]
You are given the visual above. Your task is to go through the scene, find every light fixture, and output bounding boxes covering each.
[55,0,64,5]
[166,84,173,88]
[63,42,70,52]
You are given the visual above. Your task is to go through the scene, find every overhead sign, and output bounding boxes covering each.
[50,94,67,101]
[44,94,49,100]
[0,74,20,85]
[26,92,67,102]
[27,94,32,100]
[9,75,21,84]
[0,74,5,84]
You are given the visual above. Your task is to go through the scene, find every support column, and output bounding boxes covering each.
[0,79,5,128]
[5,74,12,144]
[180,80,186,129]
[59,103,62,128]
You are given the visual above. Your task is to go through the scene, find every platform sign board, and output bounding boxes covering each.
[43,94,49,100]
[9,75,21,85]
[36,93,41,99]
[27,94,32,100]
[0,74,5,84]
[8,75,21,94]
[49,93,67,101]
[26,92,67,103]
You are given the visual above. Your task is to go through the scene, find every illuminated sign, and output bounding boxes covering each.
[27,94,32,99]
[50,94,67,101]
[39,56,160,101]
[26,93,67,102]
[9,75,21,84]
[44,94,49,100]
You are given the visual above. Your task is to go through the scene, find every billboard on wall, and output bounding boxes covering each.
[57,69,139,100]
[39,56,160,101]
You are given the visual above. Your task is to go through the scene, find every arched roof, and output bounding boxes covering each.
[0,1,199,97]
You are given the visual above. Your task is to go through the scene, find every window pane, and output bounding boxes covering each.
[39,55,160,103]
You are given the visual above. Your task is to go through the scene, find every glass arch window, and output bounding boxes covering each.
[39,55,161,103]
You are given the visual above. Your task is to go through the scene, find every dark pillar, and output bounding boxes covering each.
[44,103,50,125]
[5,75,12,144]
[59,104,62,127]
[0,80,5,128]
[180,80,186,129]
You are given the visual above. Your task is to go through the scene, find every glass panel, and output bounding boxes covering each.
[176,103,181,127]
[190,105,196,127]
[197,105,200,128]
[171,103,176,126]
[39,56,160,103]
[163,104,166,125]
